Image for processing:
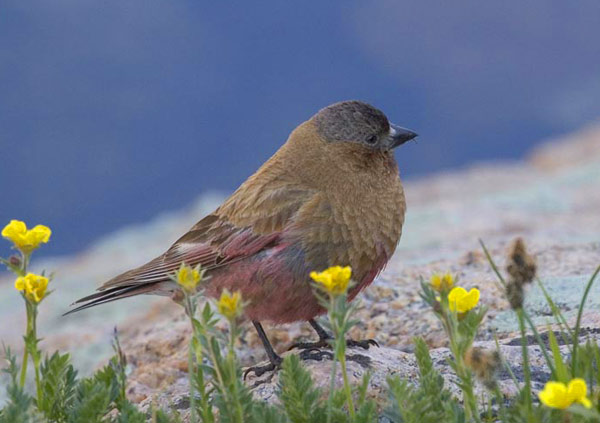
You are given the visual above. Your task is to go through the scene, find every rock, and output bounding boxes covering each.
[132,331,600,415]
[1,124,600,412]
[529,123,600,171]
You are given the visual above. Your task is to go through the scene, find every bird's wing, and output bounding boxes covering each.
[101,215,289,291]
[67,183,316,313]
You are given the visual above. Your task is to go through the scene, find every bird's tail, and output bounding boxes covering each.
[64,255,178,315]
[64,282,164,315]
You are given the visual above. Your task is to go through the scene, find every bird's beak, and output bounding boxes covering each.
[386,124,418,149]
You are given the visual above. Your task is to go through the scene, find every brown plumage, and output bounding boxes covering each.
[69,100,417,373]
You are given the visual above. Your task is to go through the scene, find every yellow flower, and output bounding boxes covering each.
[2,220,51,254]
[310,266,352,296]
[14,273,49,303]
[448,287,480,313]
[539,378,592,409]
[175,263,204,294]
[217,290,242,320]
[430,272,454,291]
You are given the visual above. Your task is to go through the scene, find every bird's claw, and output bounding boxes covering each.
[298,349,372,369]
[289,338,378,351]
[299,348,333,362]
[346,339,379,349]
[243,357,282,380]
[287,339,331,351]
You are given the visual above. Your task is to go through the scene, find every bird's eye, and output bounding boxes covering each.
[366,134,377,144]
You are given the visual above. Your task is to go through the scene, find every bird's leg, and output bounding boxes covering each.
[309,319,331,341]
[243,321,283,379]
[289,319,379,352]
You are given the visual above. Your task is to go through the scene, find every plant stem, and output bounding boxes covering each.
[203,328,229,413]
[19,302,31,388]
[326,355,337,423]
[335,295,355,418]
[196,359,212,423]
[479,239,506,288]
[188,343,196,423]
[184,295,197,423]
[493,334,520,388]
[228,319,244,423]
[517,309,533,421]
[190,302,214,423]
[339,351,355,419]
[326,298,337,423]
[493,385,507,422]
[18,350,28,387]
[18,251,29,388]
[571,264,600,377]
[535,278,573,339]
[441,308,480,423]
[455,345,479,422]
[522,312,556,378]
[31,304,42,406]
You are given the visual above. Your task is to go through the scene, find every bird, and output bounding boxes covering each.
[68,100,417,376]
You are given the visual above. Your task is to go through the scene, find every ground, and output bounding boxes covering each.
[1,124,599,411]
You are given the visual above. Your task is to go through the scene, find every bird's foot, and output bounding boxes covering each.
[288,338,378,351]
[346,338,379,349]
[287,338,331,351]
[243,356,282,380]
[298,348,334,362]
[298,348,372,368]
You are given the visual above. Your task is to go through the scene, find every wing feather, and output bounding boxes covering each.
[69,223,281,312]
[68,183,316,313]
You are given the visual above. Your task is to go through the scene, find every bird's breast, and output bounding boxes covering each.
[336,180,405,278]
[295,159,406,287]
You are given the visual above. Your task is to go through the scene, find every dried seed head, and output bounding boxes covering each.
[464,347,502,389]
[506,282,524,310]
[506,238,536,287]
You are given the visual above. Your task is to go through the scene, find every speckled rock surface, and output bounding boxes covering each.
[243,331,600,407]
[131,331,600,417]
[1,124,599,411]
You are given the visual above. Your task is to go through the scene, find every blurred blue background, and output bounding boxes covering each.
[1,1,599,256]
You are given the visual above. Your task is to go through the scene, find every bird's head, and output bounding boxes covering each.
[311,100,417,152]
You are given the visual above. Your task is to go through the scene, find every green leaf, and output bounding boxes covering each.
[571,263,600,377]
[38,351,78,422]
[385,339,456,423]
[0,347,35,423]
[535,278,573,340]
[567,403,600,420]
[112,401,146,423]
[479,239,506,288]
[251,402,288,423]
[547,328,569,383]
[278,354,326,423]
[67,379,112,423]
[522,312,556,379]
[354,372,371,408]
[353,400,376,423]
[414,338,434,377]
[150,408,174,423]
